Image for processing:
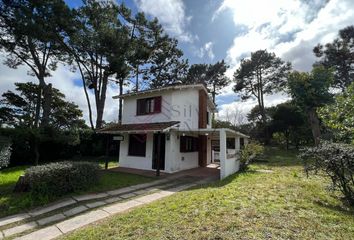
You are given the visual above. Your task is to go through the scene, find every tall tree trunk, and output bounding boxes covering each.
[34,86,42,128]
[77,64,95,130]
[307,108,321,146]
[95,73,109,129]
[118,78,123,124]
[41,83,52,127]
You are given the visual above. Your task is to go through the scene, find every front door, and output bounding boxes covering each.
[152,133,165,170]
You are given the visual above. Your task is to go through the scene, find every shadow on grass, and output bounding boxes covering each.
[314,199,354,216]
[258,147,303,167]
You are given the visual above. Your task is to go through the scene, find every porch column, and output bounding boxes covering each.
[219,129,227,179]
[235,136,240,151]
[235,136,240,160]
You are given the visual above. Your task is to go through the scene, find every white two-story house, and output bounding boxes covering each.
[99,83,249,179]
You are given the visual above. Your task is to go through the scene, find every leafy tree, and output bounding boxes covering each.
[184,60,229,105]
[0,82,86,130]
[60,1,173,128]
[146,37,188,88]
[247,105,272,124]
[234,50,291,126]
[269,102,307,149]
[184,64,208,84]
[0,0,70,127]
[206,60,230,105]
[65,0,124,129]
[318,82,354,144]
[288,66,334,145]
[314,25,354,91]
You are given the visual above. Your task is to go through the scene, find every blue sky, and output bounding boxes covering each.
[1,0,354,124]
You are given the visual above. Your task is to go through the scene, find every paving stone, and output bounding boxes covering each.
[63,206,88,217]
[0,213,31,227]
[144,187,159,191]
[102,200,143,214]
[37,213,66,226]
[85,201,106,209]
[56,210,109,233]
[28,199,76,217]
[134,193,165,203]
[157,190,175,197]
[72,193,109,202]
[128,179,169,190]
[134,189,149,195]
[119,192,136,199]
[15,226,62,240]
[3,221,37,237]
[104,196,123,204]
[106,186,134,196]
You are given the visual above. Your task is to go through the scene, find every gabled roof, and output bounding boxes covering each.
[112,84,217,111]
[97,121,180,134]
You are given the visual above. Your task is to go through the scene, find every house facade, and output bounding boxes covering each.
[99,84,249,179]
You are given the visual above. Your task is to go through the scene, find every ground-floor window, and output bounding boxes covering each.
[180,136,198,152]
[128,134,147,156]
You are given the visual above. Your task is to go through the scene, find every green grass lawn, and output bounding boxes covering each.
[0,157,153,218]
[62,148,354,240]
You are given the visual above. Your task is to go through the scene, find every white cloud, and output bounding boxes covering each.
[215,0,354,72]
[195,41,215,60]
[214,0,354,119]
[134,0,195,42]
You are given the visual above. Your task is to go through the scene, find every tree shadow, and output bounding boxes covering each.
[314,200,354,216]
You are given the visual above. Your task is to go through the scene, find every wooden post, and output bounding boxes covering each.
[156,132,161,177]
[105,135,110,170]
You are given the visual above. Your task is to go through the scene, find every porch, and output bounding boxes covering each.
[175,128,249,179]
[110,163,220,180]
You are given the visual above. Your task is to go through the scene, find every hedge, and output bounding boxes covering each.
[20,161,100,199]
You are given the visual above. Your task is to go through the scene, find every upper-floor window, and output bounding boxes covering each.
[136,96,162,115]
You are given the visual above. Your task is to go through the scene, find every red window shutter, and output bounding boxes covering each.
[154,96,162,113]
[137,99,145,115]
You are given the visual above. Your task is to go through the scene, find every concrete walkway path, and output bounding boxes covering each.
[0,175,214,240]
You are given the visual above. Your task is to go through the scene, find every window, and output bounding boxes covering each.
[206,111,210,125]
[136,96,162,115]
[180,136,199,152]
[128,134,146,156]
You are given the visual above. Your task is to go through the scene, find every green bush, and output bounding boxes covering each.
[239,142,264,170]
[300,141,354,205]
[21,161,100,199]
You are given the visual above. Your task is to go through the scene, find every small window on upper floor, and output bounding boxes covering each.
[136,96,162,115]
[206,111,210,125]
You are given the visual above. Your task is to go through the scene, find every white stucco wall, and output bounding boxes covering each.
[121,88,213,130]
[121,92,173,124]
[119,133,155,171]
[165,131,199,172]
[119,131,201,173]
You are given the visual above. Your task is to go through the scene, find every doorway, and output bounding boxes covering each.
[152,133,165,170]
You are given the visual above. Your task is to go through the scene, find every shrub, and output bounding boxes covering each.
[20,161,100,199]
[0,136,11,169]
[300,141,354,205]
[239,142,264,170]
